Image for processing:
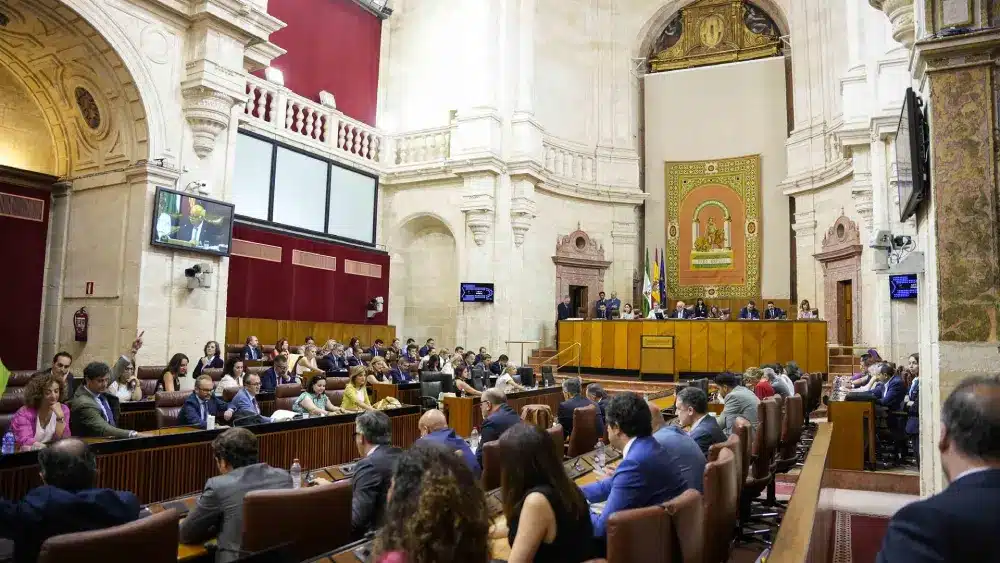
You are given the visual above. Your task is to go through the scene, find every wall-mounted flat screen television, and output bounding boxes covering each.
[897,88,930,223]
[461,283,495,303]
[889,274,918,300]
[150,186,235,257]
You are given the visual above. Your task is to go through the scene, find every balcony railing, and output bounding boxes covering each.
[543,136,596,184]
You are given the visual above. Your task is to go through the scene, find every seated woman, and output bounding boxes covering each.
[217,357,245,397]
[295,344,320,376]
[495,365,527,394]
[11,373,71,450]
[441,353,459,376]
[904,353,919,460]
[270,338,290,361]
[422,354,443,373]
[107,353,142,402]
[192,340,224,378]
[491,423,595,563]
[158,353,190,392]
[367,357,393,386]
[371,442,490,563]
[453,365,482,397]
[341,366,375,412]
[707,306,721,319]
[619,303,635,319]
[745,367,774,400]
[292,374,343,416]
[798,299,816,319]
[692,298,709,319]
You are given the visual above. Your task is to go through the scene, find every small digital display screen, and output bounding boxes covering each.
[460,283,495,303]
[889,274,918,299]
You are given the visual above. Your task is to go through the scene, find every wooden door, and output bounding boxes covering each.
[837,280,853,346]
[570,285,588,318]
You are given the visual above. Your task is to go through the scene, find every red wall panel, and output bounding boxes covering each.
[263,0,382,125]
[227,223,390,325]
[0,183,49,370]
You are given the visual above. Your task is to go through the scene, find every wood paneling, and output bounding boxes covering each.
[226,317,395,348]
[707,323,727,372]
[741,322,761,370]
[613,323,629,370]
[725,322,744,372]
[602,324,617,370]
[807,322,829,373]
[827,401,874,471]
[674,322,692,373]
[759,323,778,366]
[690,321,709,373]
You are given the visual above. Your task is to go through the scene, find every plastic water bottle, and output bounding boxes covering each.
[469,428,480,452]
[1,431,14,455]
[290,458,302,489]
[594,441,606,471]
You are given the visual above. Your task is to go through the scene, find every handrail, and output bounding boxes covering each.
[537,342,582,376]
[767,421,833,562]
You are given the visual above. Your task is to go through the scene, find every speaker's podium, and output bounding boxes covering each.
[640,335,675,378]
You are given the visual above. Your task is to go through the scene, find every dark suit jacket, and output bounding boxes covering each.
[68,386,131,439]
[558,302,573,320]
[692,304,709,318]
[489,361,503,376]
[905,381,919,435]
[242,345,262,361]
[0,485,140,563]
[558,395,605,439]
[259,368,287,392]
[877,469,1000,563]
[352,446,403,536]
[739,307,761,320]
[669,308,691,319]
[193,356,224,378]
[178,392,228,429]
[180,463,291,563]
[177,218,219,247]
[688,415,727,457]
[763,307,784,320]
[477,404,521,468]
[874,375,906,411]
[417,428,481,477]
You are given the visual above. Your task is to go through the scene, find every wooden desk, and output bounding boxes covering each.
[443,387,564,438]
[827,400,875,471]
[114,393,278,433]
[557,319,829,375]
[372,382,421,406]
[0,406,421,504]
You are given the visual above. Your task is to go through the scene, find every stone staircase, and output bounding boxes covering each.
[525,347,558,372]
[813,345,864,418]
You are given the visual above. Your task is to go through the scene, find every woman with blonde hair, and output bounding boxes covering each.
[368,357,393,386]
[342,366,375,412]
[798,299,816,319]
[295,343,320,376]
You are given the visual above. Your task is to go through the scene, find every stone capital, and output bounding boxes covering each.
[459,171,497,246]
[182,86,242,158]
[510,175,537,247]
[869,0,915,48]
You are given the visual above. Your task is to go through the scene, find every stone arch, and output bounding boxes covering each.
[0,0,158,177]
[392,214,460,346]
[633,0,790,58]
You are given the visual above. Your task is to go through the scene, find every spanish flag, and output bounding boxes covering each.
[0,358,9,396]
[651,249,661,307]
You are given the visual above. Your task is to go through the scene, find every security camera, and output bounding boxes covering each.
[184,265,202,277]
[869,229,892,250]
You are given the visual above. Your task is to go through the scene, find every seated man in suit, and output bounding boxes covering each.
[581,392,687,540]
[242,336,262,361]
[227,373,271,424]
[369,339,385,357]
[0,438,139,563]
[489,354,510,376]
[669,300,691,319]
[176,204,218,248]
[646,301,667,319]
[42,351,76,401]
[179,375,231,429]
[259,355,292,392]
[650,400,705,492]
[877,375,1000,563]
[69,362,138,439]
[675,386,726,457]
[415,409,480,477]
[763,301,784,320]
[586,383,611,421]
[715,372,760,435]
[351,410,403,537]
[739,300,761,320]
[873,362,906,410]
[180,428,292,563]
[477,389,521,469]
[418,338,435,358]
[558,377,605,439]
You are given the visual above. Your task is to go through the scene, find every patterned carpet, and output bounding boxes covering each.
[832,512,890,563]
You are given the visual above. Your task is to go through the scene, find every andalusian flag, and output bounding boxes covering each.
[0,358,9,396]
[651,249,661,307]
[642,248,652,316]
[659,247,667,308]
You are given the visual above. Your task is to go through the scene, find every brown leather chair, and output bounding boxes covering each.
[0,372,32,435]
[702,448,738,563]
[663,489,705,563]
[567,404,599,458]
[246,366,270,377]
[709,433,744,509]
[546,424,564,461]
[358,353,374,363]
[274,383,304,411]
[521,404,553,431]
[806,373,823,419]
[771,394,805,506]
[744,399,779,501]
[480,439,503,490]
[154,390,191,428]
[225,344,243,360]
[794,379,809,425]
[325,389,345,407]
[202,368,224,382]
[137,365,167,397]
[606,504,672,563]
[222,386,240,403]
[326,377,350,390]
[243,479,352,560]
[37,508,180,563]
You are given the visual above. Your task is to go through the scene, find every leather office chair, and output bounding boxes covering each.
[768,394,805,508]
[702,448,738,563]
[606,504,672,563]
[201,368,224,382]
[274,383,304,411]
[325,389,345,407]
[806,373,823,423]
[358,353,374,364]
[326,377,350,390]
[663,489,705,563]
[567,404,599,458]
[419,380,442,410]
[794,379,809,427]
[222,386,240,403]
[137,365,167,397]
[37,508,180,563]
[709,433,744,508]
[243,479,352,561]
[225,344,242,361]
[741,399,781,542]
[480,440,502,490]
[546,424,564,461]
[154,390,191,428]
[521,404,553,431]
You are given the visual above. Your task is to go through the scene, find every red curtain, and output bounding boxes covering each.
[263,0,382,125]
[0,183,49,370]
[227,224,390,325]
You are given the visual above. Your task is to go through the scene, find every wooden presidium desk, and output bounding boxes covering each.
[443,387,564,437]
[558,319,829,378]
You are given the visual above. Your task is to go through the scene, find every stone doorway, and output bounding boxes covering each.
[553,229,611,319]
[815,216,863,345]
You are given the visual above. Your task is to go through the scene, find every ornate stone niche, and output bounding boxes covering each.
[814,215,863,345]
[553,229,612,318]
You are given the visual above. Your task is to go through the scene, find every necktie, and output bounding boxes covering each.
[201,400,208,425]
[252,397,259,414]
[97,395,112,424]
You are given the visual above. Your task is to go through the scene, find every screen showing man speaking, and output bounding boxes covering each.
[151,186,235,257]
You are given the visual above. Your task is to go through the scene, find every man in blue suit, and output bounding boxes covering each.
[580,392,687,540]
[559,377,605,439]
[228,374,271,424]
[872,363,906,410]
[676,386,727,456]
[650,401,705,492]
[477,389,521,469]
[179,375,230,429]
[416,409,481,477]
[242,335,262,361]
[739,300,761,320]
[0,438,139,563]
[877,375,1000,563]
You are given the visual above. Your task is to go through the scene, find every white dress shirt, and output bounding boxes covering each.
[190,221,203,244]
[621,436,637,459]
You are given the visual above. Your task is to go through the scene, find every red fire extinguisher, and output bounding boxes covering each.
[73,307,88,342]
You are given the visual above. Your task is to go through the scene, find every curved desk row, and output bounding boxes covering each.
[0,405,421,505]
[443,386,565,438]
[557,319,829,377]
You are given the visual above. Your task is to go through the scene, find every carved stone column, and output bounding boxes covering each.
[792,208,819,312]
[869,0,915,48]
[183,87,242,158]
[509,175,537,247]
[459,171,497,246]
